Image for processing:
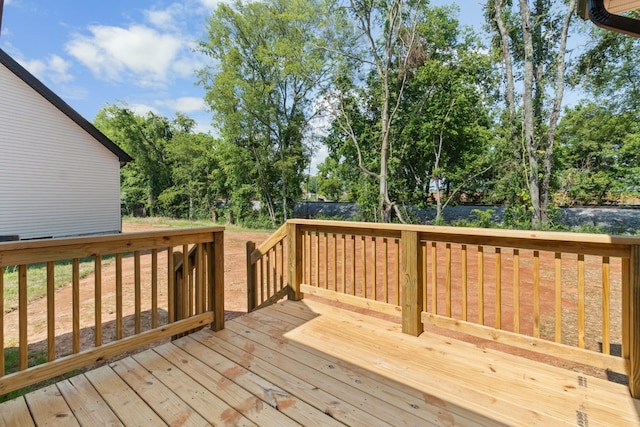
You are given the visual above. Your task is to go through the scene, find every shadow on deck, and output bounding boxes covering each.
[1,299,638,426]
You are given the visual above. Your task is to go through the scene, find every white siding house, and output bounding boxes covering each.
[0,48,131,240]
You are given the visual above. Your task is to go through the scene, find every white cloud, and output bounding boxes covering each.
[128,103,161,116]
[156,96,206,113]
[199,0,224,9]
[19,54,74,84]
[144,3,187,31]
[65,24,183,87]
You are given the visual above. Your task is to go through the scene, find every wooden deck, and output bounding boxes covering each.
[1,299,638,427]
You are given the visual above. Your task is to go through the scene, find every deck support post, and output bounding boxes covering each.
[629,245,640,398]
[401,230,423,336]
[247,241,258,312]
[211,231,225,331]
[287,222,304,301]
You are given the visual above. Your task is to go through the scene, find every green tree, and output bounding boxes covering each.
[574,14,640,113]
[198,0,339,225]
[488,0,577,228]
[556,102,640,204]
[325,3,494,222]
[160,129,217,219]
[94,105,173,216]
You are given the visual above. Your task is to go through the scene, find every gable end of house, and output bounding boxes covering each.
[0,48,132,164]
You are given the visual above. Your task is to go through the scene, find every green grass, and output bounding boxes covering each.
[2,257,103,314]
[123,215,277,233]
[1,347,83,403]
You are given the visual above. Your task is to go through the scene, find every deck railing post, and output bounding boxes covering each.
[211,231,225,331]
[401,230,423,336]
[247,241,258,312]
[287,222,303,301]
[629,245,640,398]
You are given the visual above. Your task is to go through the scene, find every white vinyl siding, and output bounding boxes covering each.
[0,63,121,239]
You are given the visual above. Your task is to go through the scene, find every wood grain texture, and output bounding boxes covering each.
[1,300,638,427]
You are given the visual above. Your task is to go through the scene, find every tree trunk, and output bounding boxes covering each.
[519,0,542,228]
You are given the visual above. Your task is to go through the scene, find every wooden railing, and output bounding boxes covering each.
[247,219,640,398]
[0,227,224,396]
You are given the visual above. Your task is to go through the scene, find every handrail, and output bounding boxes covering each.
[247,219,640,398]
[247,223,289,312]
[0,227,224,396]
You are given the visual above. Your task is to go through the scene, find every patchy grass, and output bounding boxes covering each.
[2,257,104,314]
[1,347,83,403]
[123,216,277,233]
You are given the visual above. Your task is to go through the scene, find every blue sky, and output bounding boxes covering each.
[1,0,219,133]
[0,0,487,131]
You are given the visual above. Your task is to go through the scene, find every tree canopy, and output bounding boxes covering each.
[99,0,640,230]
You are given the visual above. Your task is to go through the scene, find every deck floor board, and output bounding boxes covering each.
[1,300,638,426]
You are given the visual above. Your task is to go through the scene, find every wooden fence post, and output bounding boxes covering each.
[247,241,257,311]
[629,245,640,398]
[287,222,303,301]
[211,231,225,331]
[402,230,423,336]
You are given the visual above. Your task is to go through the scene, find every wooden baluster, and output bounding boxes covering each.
[197,244,205,314]
[478,246,484,325]
[384,238,389,303]
[622,257,630,359]
[333,234,337,292]
[259,258,264,303]
[372,237,377,301]
[395,239,400,305]
[341,234,346,294]
[47,261,56,360]
[167,247,175,323]
[629,246,640,398]
[351,235,356,296]
[431,242,437,315]
[151,249,158,328]
[182,244,189,318]
[19,264,27,370]
[94,257,102,348]
[495,248,501,329]
[446,244,452,318]
[134,251,141,334]
[73,258,80,353]
[555,252,562,343]
[246,241,257,312]
[577,254,585,348]
[462,244,468,322]
[116,253,123,339]
[267,250,271,298]
[324,233,329,290]
[361,236,367,299]
[315,232,320,287]
[280,241,285,291]
[513,249,520,334]
[422,241,427,311]
[534,251,540,339]
[272,246,277,294]
[307,231,312,285]
[602,256,610,355]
